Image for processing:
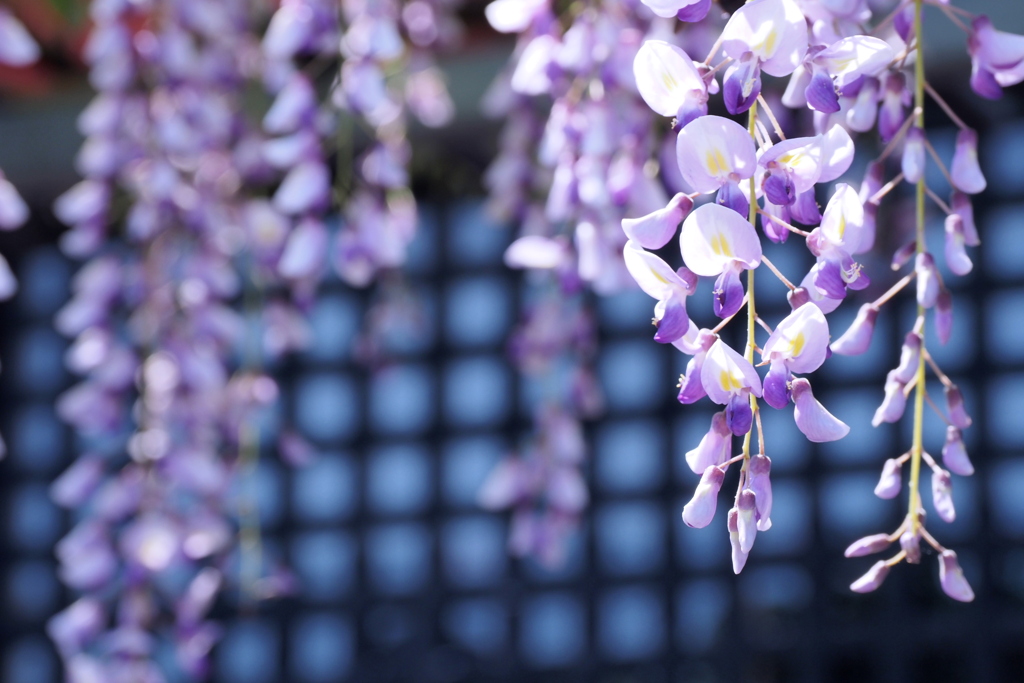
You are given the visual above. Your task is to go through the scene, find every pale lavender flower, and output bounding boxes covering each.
[640,0,712,21]
[874,458,903,499]
[938,550,975,602]
[633,41,708,126]
[791,378,850,442]
[942,426,974,477]
[621,193,694,250]
[685,411,732,472]
[916,252,940,308]
[831,304,879,356]
[872,370,908,426]
[675,115,757,194]
[682,465,726,528]
[945,385,973,429]
[844,533,892,558]
[728,508,749,574]
[892,332,922,384]
[950,129,986,194]
[850,560,890,593]
[902,127,926,184]
[944,214,973,276]
[748,453,773,531]
[761,303,830,409]
[900,529,922,564]
[932,468,956,523]
[701,339,763,435]
[935,288,954,344]
[680,203,762,318]
[0,8,41,66]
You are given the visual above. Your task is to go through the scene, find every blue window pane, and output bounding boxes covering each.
[289,613,354,683]
[676,579,731,653]
[674,500,730,570]
[8,403,65,473]
[8,483,61,553]
[595,502,664,576]
[443,598,507,655]
[989,459,1024,539]
[819,473,893,539]
[447,200,507,266]
[597,289,654,333]
[595,419,664,494]
[443,356,510,428]
[445,275,511,348]
[18,248,71,316]
[369,364,434,435]
[985,123,1024,197]
[294,374,359,442]
[986,289,1024,364]
[405,204,439,274]
[442,436,504,508]
[366,523,432,596]
[755,479,811,556]
[739,564,813,611]
[598,585,664,662]
[291,531,357,601]
[252,461,285,527]
[367,443,432,516]
[520,592,586,668]
[6,561,59,620]
[987,374,1024,448]
[3,636,57,683]
[13,326,66,395]
[302,294,359,363]
[441,516,505,589]
[364,604,418,647]
[598,340,665,412]
[292,453,357,522]
[217,620,280,683]
[819,388,892,465]
[983,202,1024,280]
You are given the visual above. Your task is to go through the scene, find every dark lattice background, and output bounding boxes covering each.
[3,23,1024,683]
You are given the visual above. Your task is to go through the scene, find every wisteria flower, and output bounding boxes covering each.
[758,125,854,208]
[805,183,870,300]
[680,203,762,318]
[675,115,757,195]
[761,303,829,409]
[623,240,697,343]
[700,339,763,435]
[633,41,709,126]
[791,378,849,442]
[640,0,712,22]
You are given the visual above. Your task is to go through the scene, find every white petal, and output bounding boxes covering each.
[633,41,704,117]
[701,339,763,405]
[761,303,829,373]
[504,235,566,269]
[623,240,687,300]
[680,203,762,277]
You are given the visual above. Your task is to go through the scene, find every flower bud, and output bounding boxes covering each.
[902,127,926,184]
[682,465,726,529]
[844,533,892,558]
[728,507,749,574]
[874,458,903,499]
[850,560,891,593]
[945,385,973,429]
[950,128,987,195]
[879,72,907,143]
[891,240,916,271]
[872,370,908,427]
[916,252,939,309]
[892,332,922,384]
[831,304,879,356]
[944,214,973,276]
[748,454,773,531]
[938,550,975,602]
[950,191,980,246]
[900,529,922,564]
[736,489,758,553]
[792,378,850,442]
[932,468,956,523]
[935,288,953,345]
[684,411,732,473]
[942,426,974,476]
[787,286,811,309]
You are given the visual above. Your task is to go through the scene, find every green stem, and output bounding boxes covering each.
[742,102,760,464]
[908,0,926,533]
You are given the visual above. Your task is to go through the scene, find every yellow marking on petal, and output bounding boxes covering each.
[649,265,669,284]
[837,212,847,240]
[661,70,680,92]
[719,369,744,392]
[710,233,733,258]
[703,147,730,178]
[756,28,778,56]
[787,331,806,357]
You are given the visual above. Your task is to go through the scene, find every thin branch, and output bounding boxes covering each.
[925,392,953,426]
[760,255,797,291]
[871,273,914,308]
[756,94,787,141]
[924,82,969,130]
[925,185,952,214]
[755,208,812,237]
[922,348,955,388]
[868,172,906,205]
[878,109,921,162]
[925,139,955,187]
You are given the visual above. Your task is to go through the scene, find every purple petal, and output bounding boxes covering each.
[814,36,896,87]
[944,214,973,276]
[736,489,758,553]
[812,258,847,300]
[622,193,692,250]
[951,191,980,246]
[874,458,903,499]
[900,529,922,564]
[763,169,796,206]
[676,116,758,194]
[654,289,691,344]
[728,508,749,574]
[726,393,753,436]
[760,201,790,244]
[762,302,830,373]
[970,58,1003,100]
[762,360,792,410]
[878,73,907,143]
[633,40,706,118]
[701,339,763,405]
[682,465,725,528]
[676,0,712,22]
[716,181,750,217]
[950,128,987,194]
[945,385,973,429]
[0,175,29,229]
[935,288,954,344]
[0,9,40,66]
[850,560,890,593]
[939,550,975,602]
[713,266,745,319]
[791,188,821,226]
[792,378,850,442]
[748,454,773,530]
[723,51,762,115]
[872,371,908,426]
[50,455,106,509]
[684,411,731,473]
[278,218,327,280]
[273,161,330,215]
[832,304,878,356]
[677,355,708,404]
[902,127,926,185]
[892,331,922,384]
[720,0,809,78]
[932,469,956,523]
[942,426,974,476]
[680,203,762,276]
[844,533,893,558]
[916,252,940,308]
[805,69,840,113]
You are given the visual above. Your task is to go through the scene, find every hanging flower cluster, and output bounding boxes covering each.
[620,0,996,596]
[478,0,683,566]
[0,8,40,458]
